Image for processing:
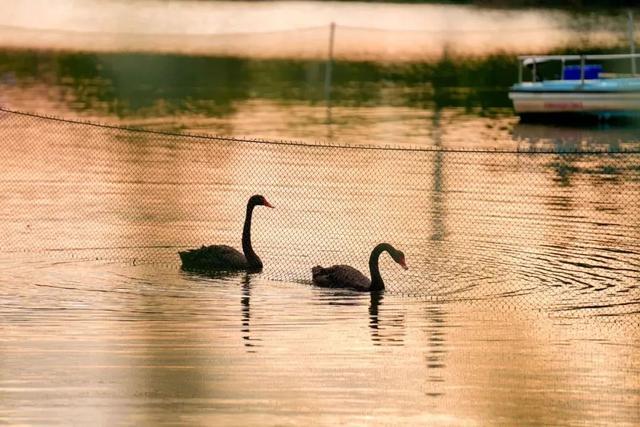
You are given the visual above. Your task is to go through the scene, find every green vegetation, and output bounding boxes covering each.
[0,50,519,117]
[0,42,635,118]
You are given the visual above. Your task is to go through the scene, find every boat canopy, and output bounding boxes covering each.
[522,57,553,67]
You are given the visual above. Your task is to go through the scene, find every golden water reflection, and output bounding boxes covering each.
[0,1,634,60]
[1,272,638,425]
[0,102,639,425]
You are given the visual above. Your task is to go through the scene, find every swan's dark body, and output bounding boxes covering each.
[311,243,407,292]
[179,195,273,272]
[311,264,372,291]
[179,245,251,270]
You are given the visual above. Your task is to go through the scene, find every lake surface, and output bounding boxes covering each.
[1,1,640,426]
[1,107,639,426]
[0,0,633,60]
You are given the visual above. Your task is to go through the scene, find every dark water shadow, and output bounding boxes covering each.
[422,303,448,397]
[240,273,262,352]
[368,292,406,347]
[179,268,265,351]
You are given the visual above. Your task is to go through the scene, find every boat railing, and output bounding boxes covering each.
[517,53,640,84]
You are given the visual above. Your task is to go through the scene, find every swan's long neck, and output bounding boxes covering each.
[242,202,262,268]
[369,243,392,291]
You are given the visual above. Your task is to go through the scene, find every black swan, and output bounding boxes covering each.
[311,243,408,292]
[179,195,274,271]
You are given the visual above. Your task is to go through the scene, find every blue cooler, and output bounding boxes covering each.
[563,64,602,80]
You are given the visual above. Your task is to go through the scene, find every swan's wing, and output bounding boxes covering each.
[206,245,248,266]
[180,245,248,270]
[312,264,371,290]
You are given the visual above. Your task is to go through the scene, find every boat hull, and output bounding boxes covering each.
[509,91,640,114]
[509,78,640,121]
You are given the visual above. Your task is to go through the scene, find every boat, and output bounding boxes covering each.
[508,53,640,122]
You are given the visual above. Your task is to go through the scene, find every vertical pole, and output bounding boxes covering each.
[629,10,636,76]
[580,55,585,85]
[532,59,537,83]
[518,59,523,83]
[324,22,336,104]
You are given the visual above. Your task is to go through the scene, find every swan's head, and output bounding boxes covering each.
[250,194,275,209]
[391,249,408,270]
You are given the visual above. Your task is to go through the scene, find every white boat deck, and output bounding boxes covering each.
[509,53,640,117]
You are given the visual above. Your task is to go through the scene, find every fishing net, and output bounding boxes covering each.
[0,107,639,316]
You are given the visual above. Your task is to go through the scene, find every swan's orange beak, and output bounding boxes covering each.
[399,258,408,270]
[263,199,275,208]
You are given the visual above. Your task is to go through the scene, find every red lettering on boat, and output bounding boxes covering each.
[544,102,583,110]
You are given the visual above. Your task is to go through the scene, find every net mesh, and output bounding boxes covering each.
[1,107,639,314]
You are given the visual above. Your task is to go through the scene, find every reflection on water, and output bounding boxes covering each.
[514,122,640,152]
[1,108,638,422]
[368,292,406,346]
[240,273,262,352]
[423,305,447,398]
[2,48,639,150]
[0,109,638,304]
[0,49,515,118]
[0,1,635,60]
[1,267,638,425]
[1,109,639,427]
[1,3,640,424]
